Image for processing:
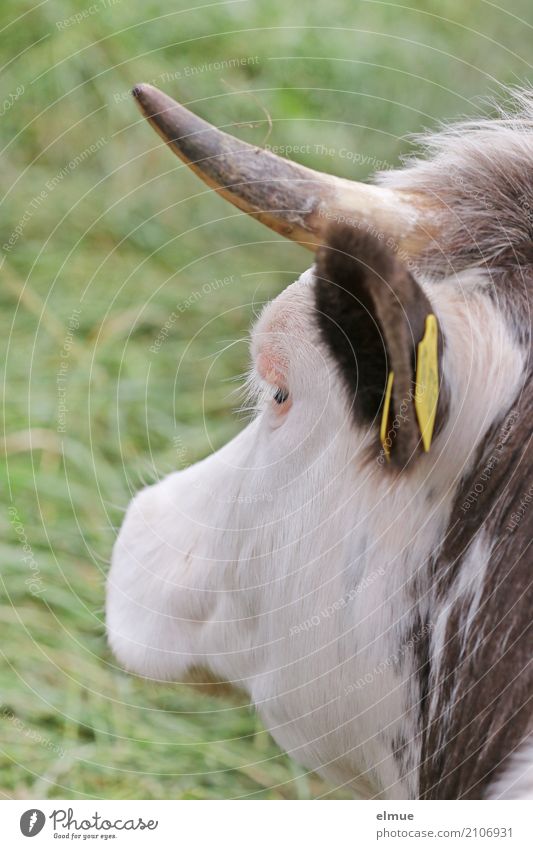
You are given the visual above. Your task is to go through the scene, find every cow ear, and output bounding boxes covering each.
[314,224,442,467]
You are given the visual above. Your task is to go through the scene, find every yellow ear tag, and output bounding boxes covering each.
[380,371,394,461]
[415,314,439,452]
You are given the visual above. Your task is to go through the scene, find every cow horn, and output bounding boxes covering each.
[132,83,432,254]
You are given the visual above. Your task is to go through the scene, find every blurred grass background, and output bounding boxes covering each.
[0,0,531,799]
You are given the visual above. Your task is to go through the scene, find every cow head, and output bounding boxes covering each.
[106,86,529,797]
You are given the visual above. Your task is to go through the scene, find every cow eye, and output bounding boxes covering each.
[273,387,289,405]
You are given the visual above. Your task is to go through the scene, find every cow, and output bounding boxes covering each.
[106,84,533,800]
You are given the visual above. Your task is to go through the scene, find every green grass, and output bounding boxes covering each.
[1,0,531,799]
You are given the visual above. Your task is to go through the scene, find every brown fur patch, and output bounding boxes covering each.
[419,383,533,799]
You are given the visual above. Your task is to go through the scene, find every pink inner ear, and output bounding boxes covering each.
[256,349,288,388]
